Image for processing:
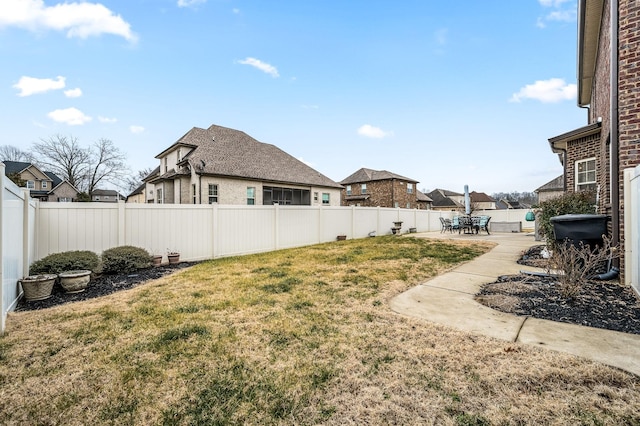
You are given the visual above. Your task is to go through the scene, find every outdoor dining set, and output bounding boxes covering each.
[439,215,491,235]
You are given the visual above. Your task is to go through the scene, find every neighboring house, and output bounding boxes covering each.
[91,189,125,203]
[148,124,343,206]
[416,190,433,210]
[547,0,640,278]
[340,168,425,209]
[44,171,80,202]
[535,175,564,203]
[426,189,465,211]
[495,199,528,210]
[469,191,496,210]
[3,161,78,202]
[126,182,146,203]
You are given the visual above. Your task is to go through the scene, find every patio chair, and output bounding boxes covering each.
[443,218,453,233]
[452,216,460,232]
[478,216,491,234]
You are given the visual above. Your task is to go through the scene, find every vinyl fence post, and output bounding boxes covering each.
[212,203,218,259]
[22,189,30,278]
[0,164,4,334]
[118,201,126,247]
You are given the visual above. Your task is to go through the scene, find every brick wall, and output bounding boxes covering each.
[342,180,418,208]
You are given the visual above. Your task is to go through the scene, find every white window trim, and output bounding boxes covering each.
[26,180,35,189]
[575,157,596,191]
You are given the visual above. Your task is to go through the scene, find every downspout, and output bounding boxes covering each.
[610,0,620,261]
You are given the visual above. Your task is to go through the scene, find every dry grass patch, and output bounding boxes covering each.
[1,236,639,425]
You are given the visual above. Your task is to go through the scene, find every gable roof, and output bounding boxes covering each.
[156,124,343,189]
[93,189,124,198]
[427,189,464,208]
[470,191,495,202]
[44,171,63,188]
[535,175,564,193]
[340,168,418,185]
[3,161,32,174]
[416,190,432,202]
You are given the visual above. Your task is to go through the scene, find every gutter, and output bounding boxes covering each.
[610,0,620,262]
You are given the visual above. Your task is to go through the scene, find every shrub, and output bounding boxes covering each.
[29,250,100,275]
[537,191,597,244]
[101,246,152,274]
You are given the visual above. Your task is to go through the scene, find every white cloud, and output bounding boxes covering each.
[177,0,206,7]
[237,57,280,78]
[47,107,92,125]
[537,0,576,27]
[357,124,393,139]
[232,8,240,14]
[434,28,448,46]
[64,88,82,98]
[510,78,577,103]
[0,0,137,42]
[301,104,319,110]
[98,116,117,123]
[13,75,65,96]
[130,125,145,134]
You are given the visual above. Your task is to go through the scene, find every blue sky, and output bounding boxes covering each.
[1,0,585,195]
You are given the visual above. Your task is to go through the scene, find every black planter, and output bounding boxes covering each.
[550,214,608,249]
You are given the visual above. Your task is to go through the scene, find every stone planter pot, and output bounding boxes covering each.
[153,255,163,267]
[19,274,57,301]
[168,253,180,264]
[58,270,91,293]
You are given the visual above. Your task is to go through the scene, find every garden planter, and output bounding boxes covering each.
[153,255,163,266]
[58,270,91,293]
[19,274,57,301]
[336,235,347,241]
[168,253,180,264]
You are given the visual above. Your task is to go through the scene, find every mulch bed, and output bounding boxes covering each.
[16,262,199,312]
[476,245,640,335]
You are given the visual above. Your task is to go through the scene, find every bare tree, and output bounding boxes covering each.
[125,167,155,193]
[32,135,130,194]
[84,138,130,195]
[0,145,34,163]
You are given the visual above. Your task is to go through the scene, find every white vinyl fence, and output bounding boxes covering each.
[1,165,37,334]
[1,172,534,333]
[624,166,640,295]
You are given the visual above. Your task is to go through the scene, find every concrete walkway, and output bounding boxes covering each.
[390,231,640,377]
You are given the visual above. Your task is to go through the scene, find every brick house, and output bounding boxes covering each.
[547,0,640,282]
[148,124,343,206]
[340,168,429,209]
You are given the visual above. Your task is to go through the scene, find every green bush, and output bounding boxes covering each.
[29,250,100,275]
[537,191,597,244]
[101,246,152,274]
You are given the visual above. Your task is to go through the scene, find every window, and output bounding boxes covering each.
[314,192,319,202]
[247,187,255,205]
[177,148,182,162]
[406,202,411,208]
[361,184,367,194]
[59,197,72,202]
[346,185,352,195]
[164,157,168,173]
[407,183,413,194]
[576,158,596,191]
[322,193,330,205]
[157,188,163,204]
[208,184,218,204]
[192,183,197,204]
[95,196,101,201]
[26,180,35,189]
[42,181,48,189]
[263,186,310,205]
